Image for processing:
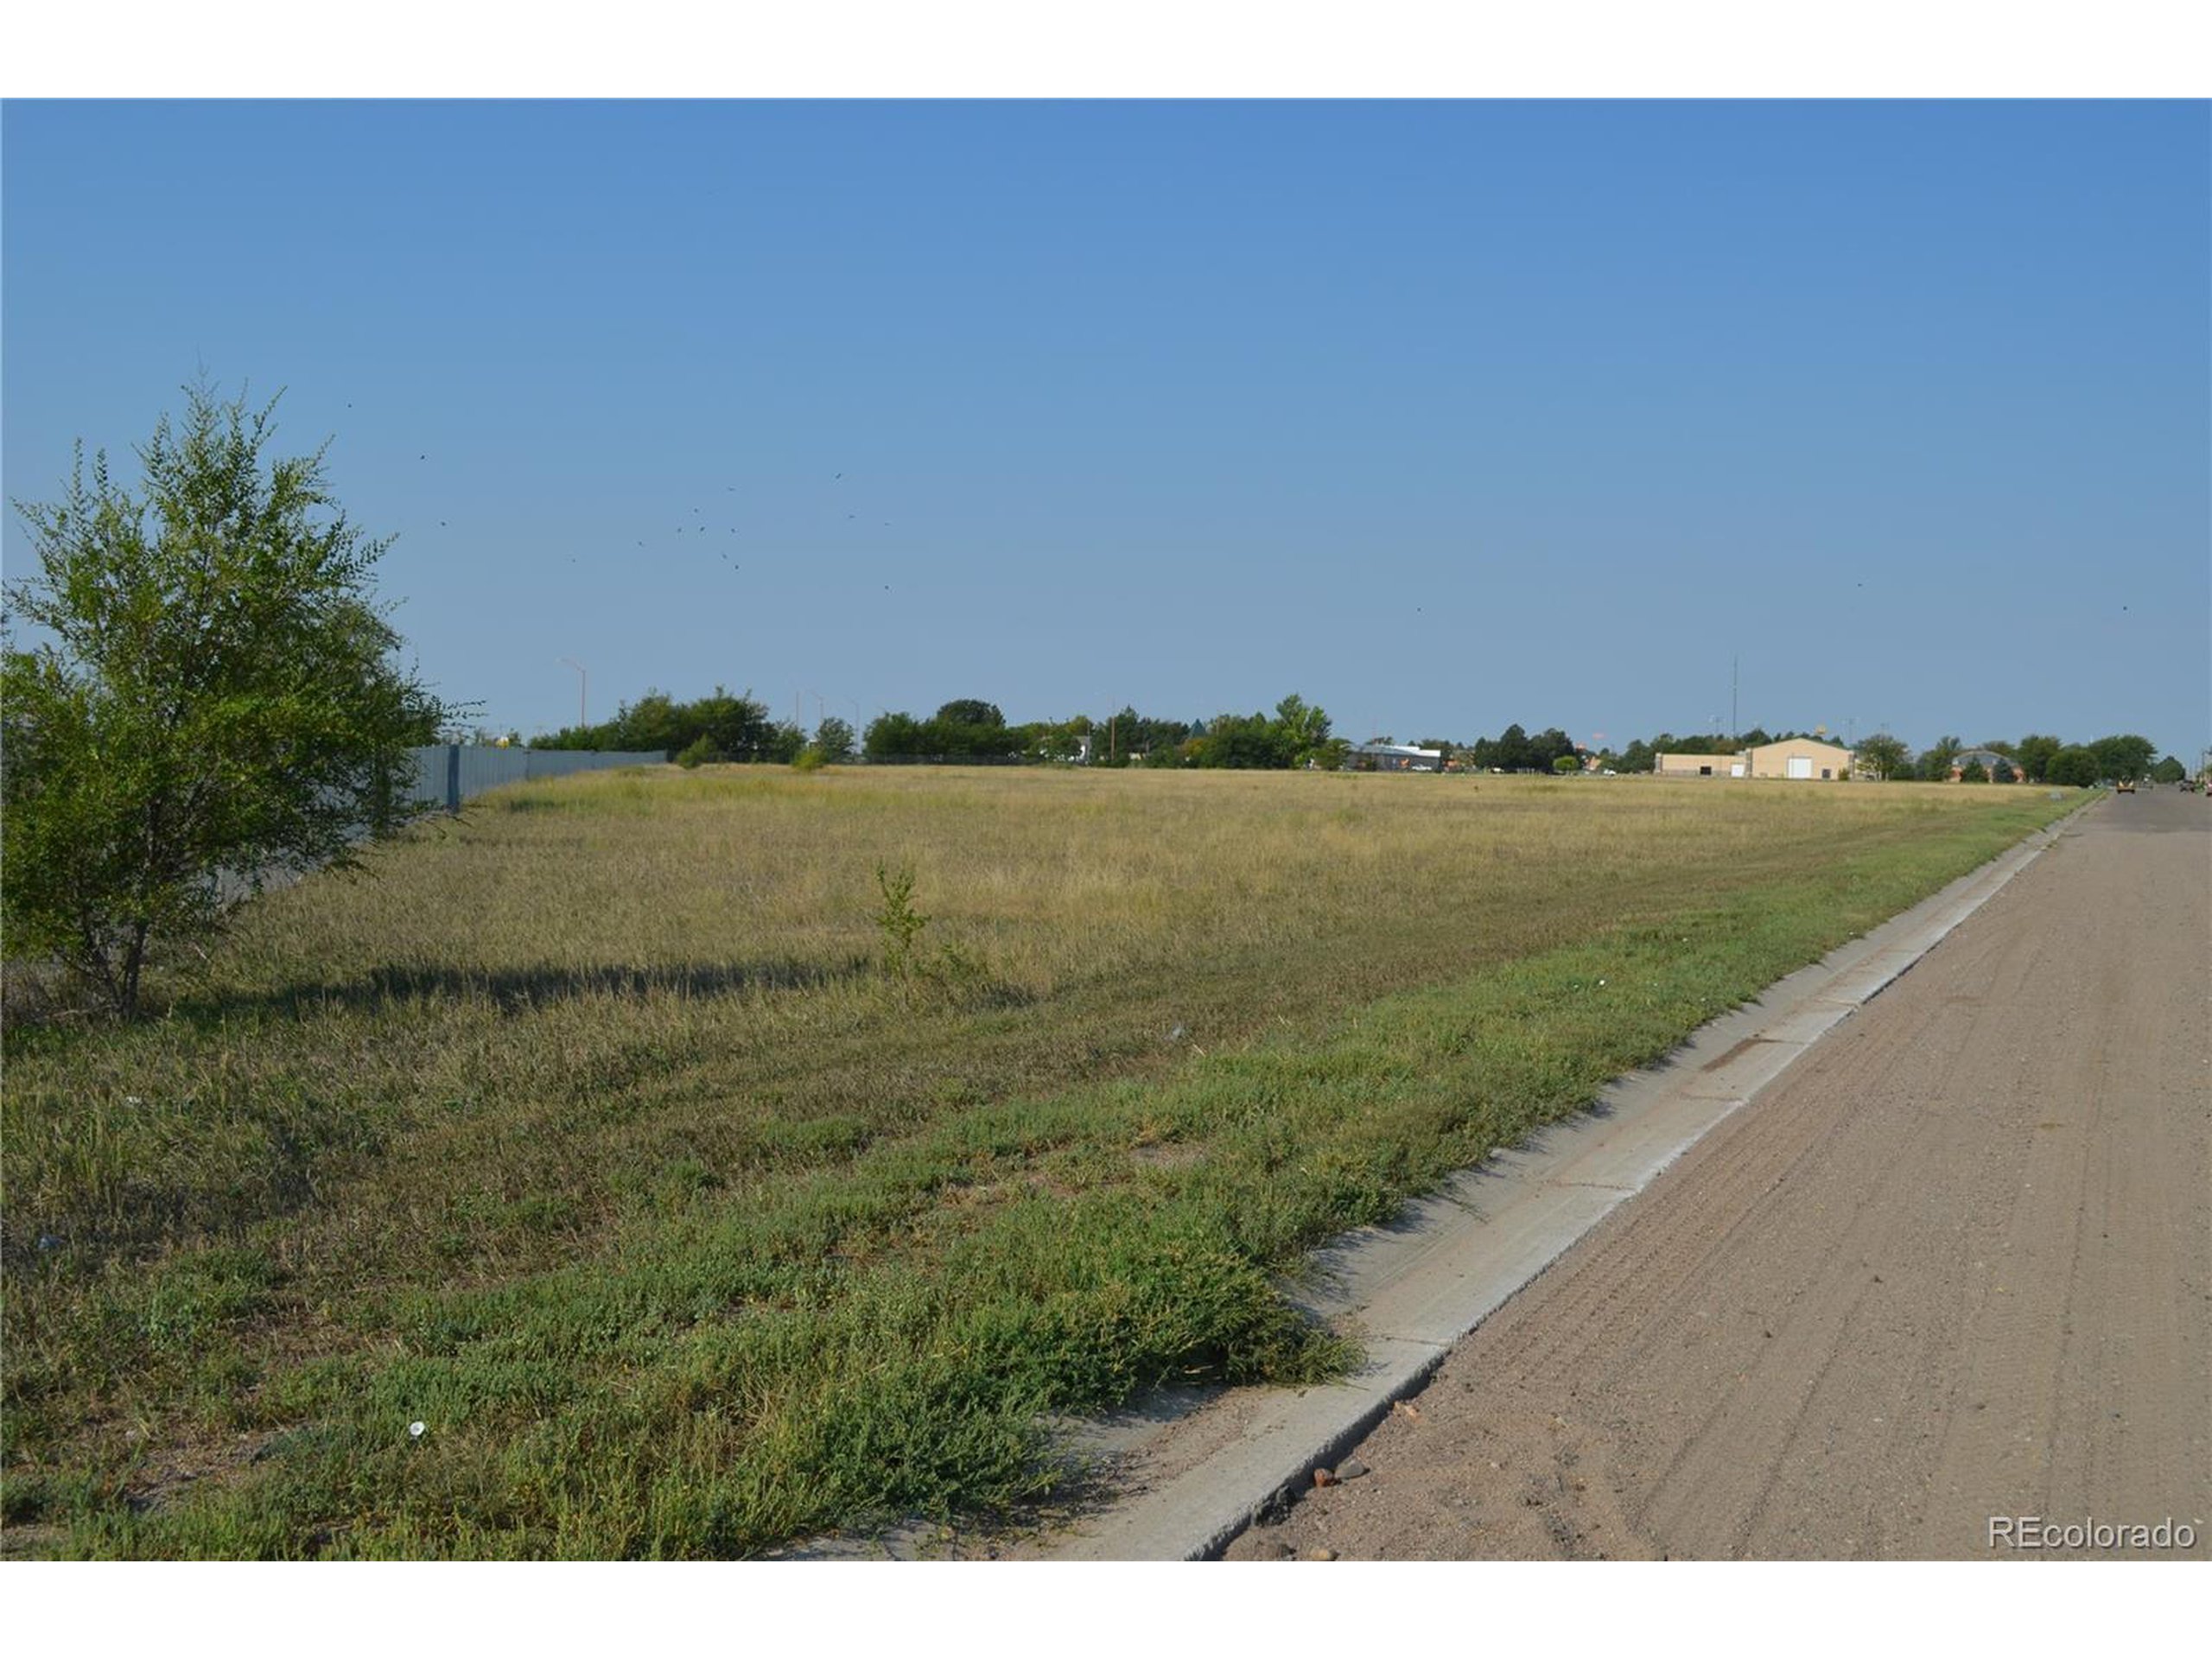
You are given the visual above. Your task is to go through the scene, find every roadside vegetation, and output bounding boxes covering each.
[3,767,2077,1556]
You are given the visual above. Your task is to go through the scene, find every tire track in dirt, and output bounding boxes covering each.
[1228,792,2209,1560]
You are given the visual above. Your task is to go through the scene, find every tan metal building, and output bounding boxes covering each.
[1744,738,1853,780]
[1656,752,1744,778]
[1656,740,1855,780]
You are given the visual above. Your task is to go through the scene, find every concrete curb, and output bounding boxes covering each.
[1047,803,2094,1560]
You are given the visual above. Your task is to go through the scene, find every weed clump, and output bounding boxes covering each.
[872,863,929,979]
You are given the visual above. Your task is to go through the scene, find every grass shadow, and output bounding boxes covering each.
[184,954,874,1022]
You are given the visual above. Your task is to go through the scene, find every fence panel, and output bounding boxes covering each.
[407,747,668,812]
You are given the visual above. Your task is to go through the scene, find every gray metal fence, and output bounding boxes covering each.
[407,746,669,813]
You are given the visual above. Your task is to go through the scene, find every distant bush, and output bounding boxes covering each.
[675,734,724,769]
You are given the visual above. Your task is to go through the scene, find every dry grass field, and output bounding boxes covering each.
[1,766,2079,1556]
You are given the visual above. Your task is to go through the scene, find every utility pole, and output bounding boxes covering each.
[558,658,587,730]
[1731,657,1738,744]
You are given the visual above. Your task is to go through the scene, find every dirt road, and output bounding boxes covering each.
[1228,790,2210,1560]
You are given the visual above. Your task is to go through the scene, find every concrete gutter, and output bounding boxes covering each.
[1047,804,2092,1560]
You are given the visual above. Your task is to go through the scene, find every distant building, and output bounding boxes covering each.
[1347,741,1444,772]
[1656,752,1745,778]
[1656,739,1855,781]
[1948,747,2017,781]
[1745,738,1853,781]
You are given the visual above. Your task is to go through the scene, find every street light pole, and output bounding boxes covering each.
[558,658,587,730]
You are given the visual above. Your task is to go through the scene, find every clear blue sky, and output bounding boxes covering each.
[5,99,2207,759]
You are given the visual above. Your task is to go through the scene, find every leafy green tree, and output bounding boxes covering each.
[1919,734,1965,781]
[1192,710,1287,769]
[1490,723,1533,772]
[1991,758,2017,784]
[863,710,925,760]
[764,720,807,764]
[2013,734,2063,784]
[534,683,777,760]
[2151,754,2185,784]
[2046,746,2101,787]
[1272,694,1333,765]
[3,381,451,1017]
[1959,759,1989,783]
[691,687,780,760]
[2088,734,2156,782]
[1854,732,1910,781]
[810,715,856,764]
[1616,738,1656,773]
[934,699,1003,729]
[1552,753,1582,774]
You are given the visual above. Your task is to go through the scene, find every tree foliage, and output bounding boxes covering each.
[1853,732,1910,781]
[1918,734,1965,782]
[2013,734,2063,784]
[2086,734,2156,783]
[863,699,1021,761]
[810,715,856,764]
[533,684,798,761]
[3,382,450,1017]
[2046,746,2101,788]
[1183,696,1338,769]
[1459,723,1580,772]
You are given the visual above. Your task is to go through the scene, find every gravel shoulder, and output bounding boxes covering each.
[1227,790,2211,1560]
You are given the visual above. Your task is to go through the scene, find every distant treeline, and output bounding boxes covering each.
[1780,731,2167,785]
[528,691,1348,770]
[532,687,812,766]
[518,690,2181,785]
[865,695,1343,770]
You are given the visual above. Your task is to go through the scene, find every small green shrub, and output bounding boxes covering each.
[872,864,929,978]
[675,735,723,770]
